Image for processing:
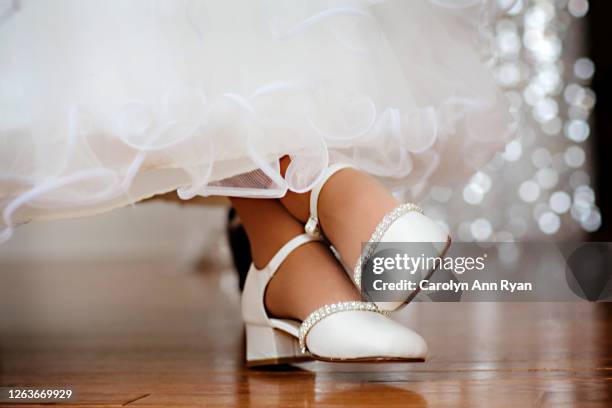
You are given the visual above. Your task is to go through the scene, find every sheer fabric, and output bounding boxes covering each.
[0,0,516,242]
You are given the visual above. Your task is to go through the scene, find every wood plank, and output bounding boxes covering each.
[0,261,610,407]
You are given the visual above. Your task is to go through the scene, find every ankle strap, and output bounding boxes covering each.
[305,163,357,238]
[265,233,318,274]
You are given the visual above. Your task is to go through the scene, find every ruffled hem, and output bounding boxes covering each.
[0,0,518,242]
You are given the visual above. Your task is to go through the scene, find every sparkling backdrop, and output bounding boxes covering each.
[424,0,600,241]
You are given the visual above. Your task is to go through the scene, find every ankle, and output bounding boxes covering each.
[316,171,398,268]
[264,241,361,321]
[318,170,398,233]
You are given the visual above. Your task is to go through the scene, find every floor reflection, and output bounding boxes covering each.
[0,262,610,406]
[245,365,429,407]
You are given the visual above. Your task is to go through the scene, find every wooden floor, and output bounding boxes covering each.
[0,260,611,407]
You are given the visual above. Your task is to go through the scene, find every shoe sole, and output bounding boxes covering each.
[247,355,425,367]
[384,235,452,312]
[246,355,314,367]
[310,355,426,363]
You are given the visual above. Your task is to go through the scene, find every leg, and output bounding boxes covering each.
[230,197,360,321]
[278,156,398,271]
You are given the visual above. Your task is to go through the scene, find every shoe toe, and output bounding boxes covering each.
[306,311,427,360]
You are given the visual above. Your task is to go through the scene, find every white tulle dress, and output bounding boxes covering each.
[0,0,516,242]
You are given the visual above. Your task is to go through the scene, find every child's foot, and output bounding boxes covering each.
[230,198,360,321]
[278,157,450,310]
[240,229,428,365]
[279,158,401,271]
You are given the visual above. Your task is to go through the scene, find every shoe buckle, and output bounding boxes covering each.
[304,215,322,239]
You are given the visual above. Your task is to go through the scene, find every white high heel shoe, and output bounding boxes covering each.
[304,163,451,312]
[241,233,428,366]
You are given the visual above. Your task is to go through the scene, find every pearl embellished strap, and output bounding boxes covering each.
[298,301,388,353]
[353,203,424,289]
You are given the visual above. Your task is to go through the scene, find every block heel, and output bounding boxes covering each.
[245,324,308,367]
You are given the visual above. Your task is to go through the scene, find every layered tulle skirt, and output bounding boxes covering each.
[0,0,516,241]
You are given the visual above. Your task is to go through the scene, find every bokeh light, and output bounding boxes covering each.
[421,0,600,240]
